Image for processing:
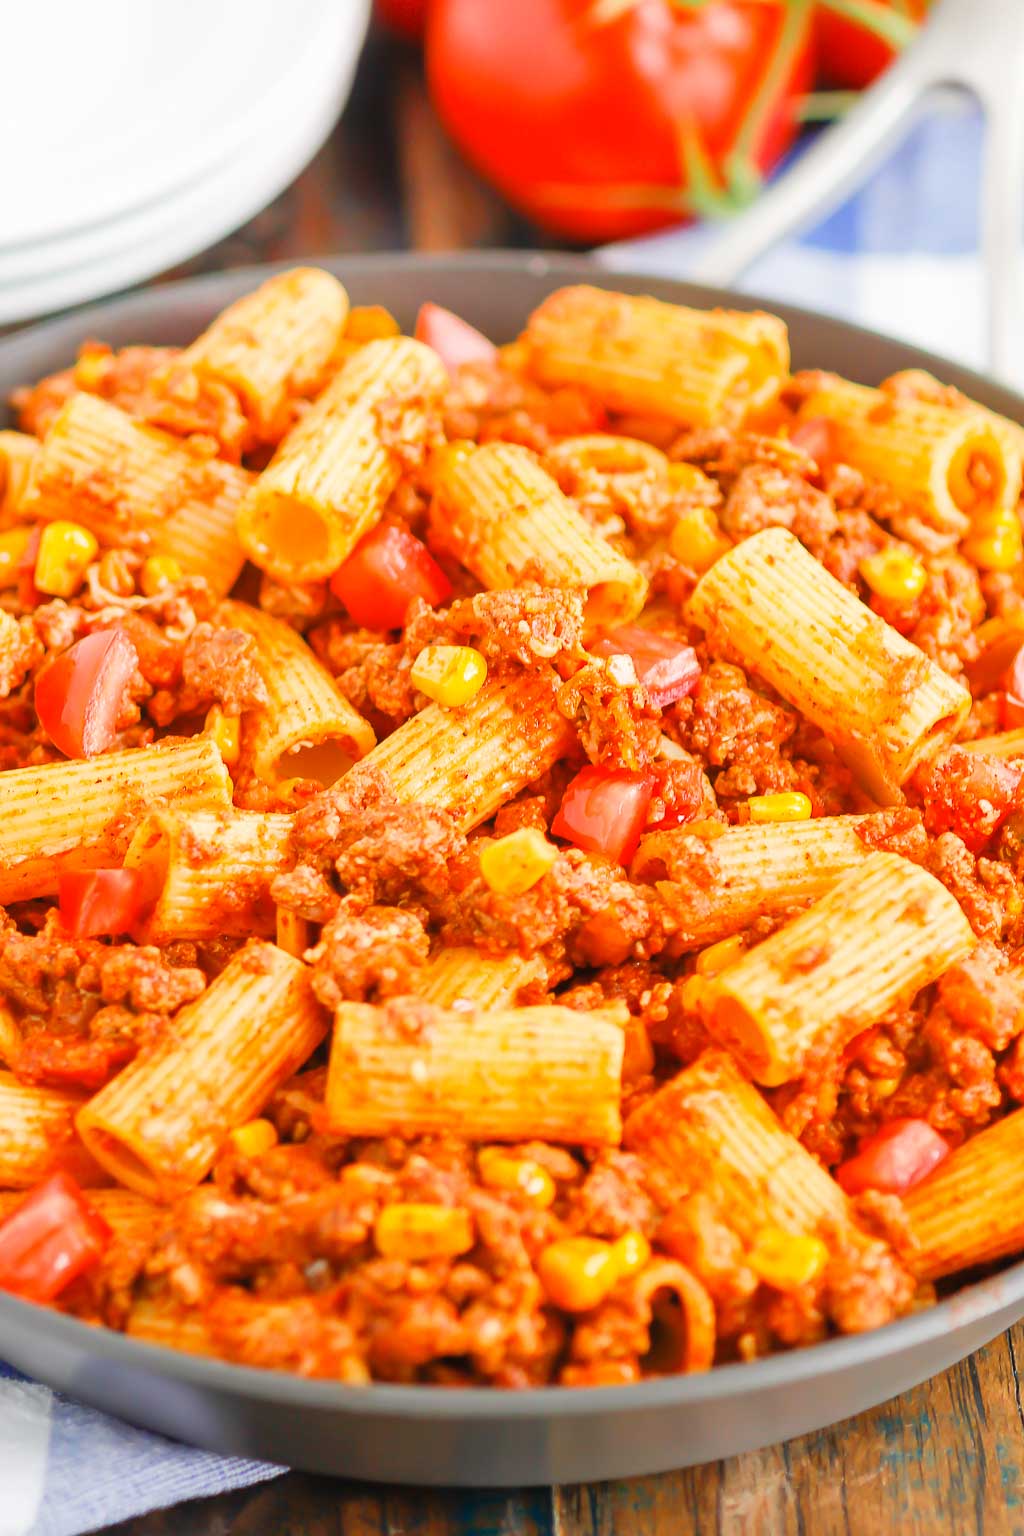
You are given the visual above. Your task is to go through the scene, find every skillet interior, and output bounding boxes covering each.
[0,251,1020,1485]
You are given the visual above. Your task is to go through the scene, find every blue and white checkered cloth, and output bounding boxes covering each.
[1,97,1017,1536]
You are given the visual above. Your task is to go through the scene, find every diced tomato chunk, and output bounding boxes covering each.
[835,1118,950,1196]
[551,765,655,865]
[0,1171,111,1303]
[13,1033,137,1093]
[917,746,1023,854]
[415,302,497,373]
[330,524,451,630]
[59,868,148,939]
[34,628,139,759]
[790,416,838,475]
[590,626,701,709]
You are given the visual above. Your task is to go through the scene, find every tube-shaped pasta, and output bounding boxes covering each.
[902,1109,1024,1279]
[625,1049,850,1239]
[344,669,575,832]
[236,336,446,582]
[960,729,1024,760]
[168,267,349,440]
[701,851,976,1087]
[0,1072,103,1189]
[218,599,375,784]
[77,942,328,1201]
[628,1258,716,1375]
[798,376,1023,540]
[524,286,790,428]
[126,1292,218,1356]
[632,815,870,954]
[21,394,249,595]
[433,442,647,628]
[0,736,232,905]
[326,1000,626,1146]
[688,527,971,803]
[416,946,548,1009]
[0,430,38,523]
[124,808,294,942]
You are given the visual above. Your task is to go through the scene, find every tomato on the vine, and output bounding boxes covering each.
[426,0,815,242]
[815,0,927,90]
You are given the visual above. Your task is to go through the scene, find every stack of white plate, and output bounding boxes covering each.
[2,0,370,324]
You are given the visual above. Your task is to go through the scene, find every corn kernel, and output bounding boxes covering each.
[0,526,33,588]
[276,907,310,960]
[747,792,812,824]
[478,1147,557,1207]
[668,506,730,572]
[343,304,400,342]
[859,549,927,602]
[748,1227,829,1292]
[680,974,707,1014]
[479,827,558,896]
[695,934,748,976]
[964,518,1024,572]
[374,1203,475,1262]
[611,1229,651,1280]
[139,554,182,596]
[205,705,240,766]
[537,1237,619,1312]
[411,644,487,707]
[34,521,99,597]
[667,462,715,496]
[229,1119,278,1158]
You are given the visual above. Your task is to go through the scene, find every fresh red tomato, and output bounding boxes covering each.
[59,868,148,939]
[789,416,839,476]
[552,765,655,864]
[590,626,700,709]
[815,0,927,90]
[375,0,427,41]
[426,0,815,242]
[836,1118,950,1196]
[34,628,139,759]
[415,303,497,374]
[330,524,452,629]
[918,746,1023,854]
[0,1172,111,1303]
[1001,645,1024,729]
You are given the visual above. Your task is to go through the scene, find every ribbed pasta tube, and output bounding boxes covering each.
[21,394,249,595]
[0,430,38,523]
[219,599,375,784]
[167,267,349,441]
[77,942,328,1201]
[344,669,575,832]
[126,1292,217,1356]
[124,808,294,942]
[326,1000,626,1146]
[416,946,548,1009]
[688,527,971,803]
[632,815,870,954]
[702,852,976,1086]
[625,1049,850,1239]
[0,1072,102,1189]
[433,442,647,628]
[236,336,447,582]
[0,736,232,904]
[903,1109,1024,1279]
[798,376,1022,540]
[960,729,1024,760]
[524,286,790,428]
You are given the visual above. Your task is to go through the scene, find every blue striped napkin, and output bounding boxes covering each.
[0,94,1010,1536]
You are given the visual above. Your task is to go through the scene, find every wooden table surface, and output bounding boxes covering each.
[55,26,1020,1535]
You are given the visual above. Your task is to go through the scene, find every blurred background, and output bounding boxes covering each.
[4,1,1012,379]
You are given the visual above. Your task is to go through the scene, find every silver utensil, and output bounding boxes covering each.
[599,0,1024,381]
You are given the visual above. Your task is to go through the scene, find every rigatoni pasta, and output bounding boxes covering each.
[432,441,647,627]
[326,1000,626,1146]
[688,527,971,802]
[76,943,327,1201]
[236,336,446,581]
